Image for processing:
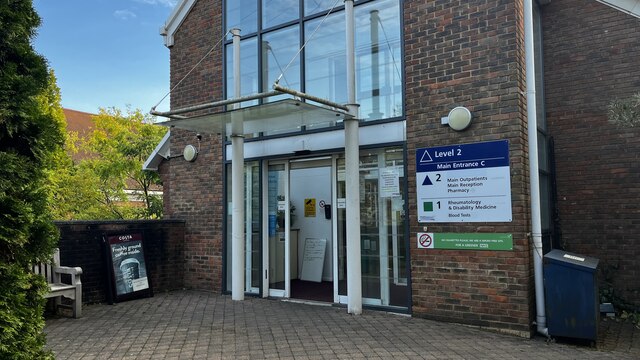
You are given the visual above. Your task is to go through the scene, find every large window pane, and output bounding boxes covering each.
[226,38,259,107]
[355,0,403,120]
[305,12,347,105]
[262,26,301,99]
[304,0,402,121]
[225,0,257,36]
[263,0,299,29]
[304,0,338,16]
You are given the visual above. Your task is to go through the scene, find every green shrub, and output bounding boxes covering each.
[0,264,54,359]
[0,1,64,358]
[608,92,640,128]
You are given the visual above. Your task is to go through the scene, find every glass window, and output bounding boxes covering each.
[304,0,338,16]
[304,12,347,105]
[538,131,548,172]
[224,0,404,127]
[226,38,259,107]
[262,0,299,29]
[225,0,258,36]
[539,173,551,232]
[262,26,301,99]
[355,0,403,120]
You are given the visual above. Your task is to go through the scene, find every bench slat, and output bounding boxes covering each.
[33,248,82,318]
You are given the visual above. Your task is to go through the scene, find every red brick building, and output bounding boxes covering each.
[145,0,640,337]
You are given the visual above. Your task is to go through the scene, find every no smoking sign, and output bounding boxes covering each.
[417,232,434,249]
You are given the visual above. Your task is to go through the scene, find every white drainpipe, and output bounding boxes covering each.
[523,0,549,337]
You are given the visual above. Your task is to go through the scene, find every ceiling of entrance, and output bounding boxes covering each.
[158,99,353,136]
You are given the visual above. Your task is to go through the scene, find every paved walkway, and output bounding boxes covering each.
[45,290,638,359]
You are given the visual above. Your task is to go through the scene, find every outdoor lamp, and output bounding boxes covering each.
[183,144,198,162]
[442,106,472,131]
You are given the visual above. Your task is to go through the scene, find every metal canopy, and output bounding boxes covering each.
[158,99,352,136]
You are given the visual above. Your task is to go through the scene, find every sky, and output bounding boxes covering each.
[33,0,177,114]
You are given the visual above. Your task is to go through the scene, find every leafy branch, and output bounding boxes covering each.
[608,92,640,128]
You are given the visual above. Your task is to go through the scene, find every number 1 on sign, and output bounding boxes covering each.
[436,201,440,209]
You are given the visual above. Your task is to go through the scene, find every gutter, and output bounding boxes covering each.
[595,0,640,19]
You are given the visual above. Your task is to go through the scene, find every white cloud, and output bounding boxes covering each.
[114,9,137,20]
[133,0,178,7]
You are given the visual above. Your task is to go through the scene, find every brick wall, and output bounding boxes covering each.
[55,220,185,304]
[162,0,226,292]
[405,0,533,335]
[542,1,640,306]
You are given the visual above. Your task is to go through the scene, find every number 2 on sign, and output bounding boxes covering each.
[436,174,441,182]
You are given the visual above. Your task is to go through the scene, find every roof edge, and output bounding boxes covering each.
[595,0,640,19]
[160,0,198,48]
[143,130,171,171]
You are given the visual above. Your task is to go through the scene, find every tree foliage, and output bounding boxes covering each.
[608,92,640,128]
[49,108,166,220]
[0,1,62,358]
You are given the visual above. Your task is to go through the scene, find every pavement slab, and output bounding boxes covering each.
[45,290,638,359]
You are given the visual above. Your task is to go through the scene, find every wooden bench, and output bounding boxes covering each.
[32,249,83,318]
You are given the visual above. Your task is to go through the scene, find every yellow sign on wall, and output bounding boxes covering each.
[304,198,316,217]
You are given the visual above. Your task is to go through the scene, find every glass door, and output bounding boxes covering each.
[265,162,290,297]
[336,147,408,308]
[225,162,261,295]
[289,157,334,303]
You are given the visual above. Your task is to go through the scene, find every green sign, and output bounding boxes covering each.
[417,233,512,251]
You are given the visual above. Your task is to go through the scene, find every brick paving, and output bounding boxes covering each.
[45,290,638,359]
[598,317,640,354]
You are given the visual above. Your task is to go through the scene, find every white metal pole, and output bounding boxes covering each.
[523,1,548,337]
[344,0,362,315]
[231,28,245,301]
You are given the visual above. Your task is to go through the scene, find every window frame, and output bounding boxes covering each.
[222,0,405,141]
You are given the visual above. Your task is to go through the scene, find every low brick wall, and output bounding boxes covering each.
[55,220,186,304]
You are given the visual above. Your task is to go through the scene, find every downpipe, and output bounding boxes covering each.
[524,0,549,338]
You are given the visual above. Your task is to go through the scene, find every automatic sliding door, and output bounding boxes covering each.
[336,147,408,308]
[266,163,289,296]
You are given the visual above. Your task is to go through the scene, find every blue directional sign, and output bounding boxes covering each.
[416,140,512,223]
[416,140,509,172]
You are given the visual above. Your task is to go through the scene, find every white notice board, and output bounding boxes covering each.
[416,140,512,223]
[300,238,326,283]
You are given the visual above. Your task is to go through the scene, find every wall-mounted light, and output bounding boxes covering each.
[183,144,198,162]
[441,106,472,131]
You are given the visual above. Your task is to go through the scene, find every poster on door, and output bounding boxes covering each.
[304,198,316,217]
[379,167,400,198]
[105,233,152,302]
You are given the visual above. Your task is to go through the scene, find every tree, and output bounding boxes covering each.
[0,1,63,358]
[43,75,107,220]
[50,108,166,220]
